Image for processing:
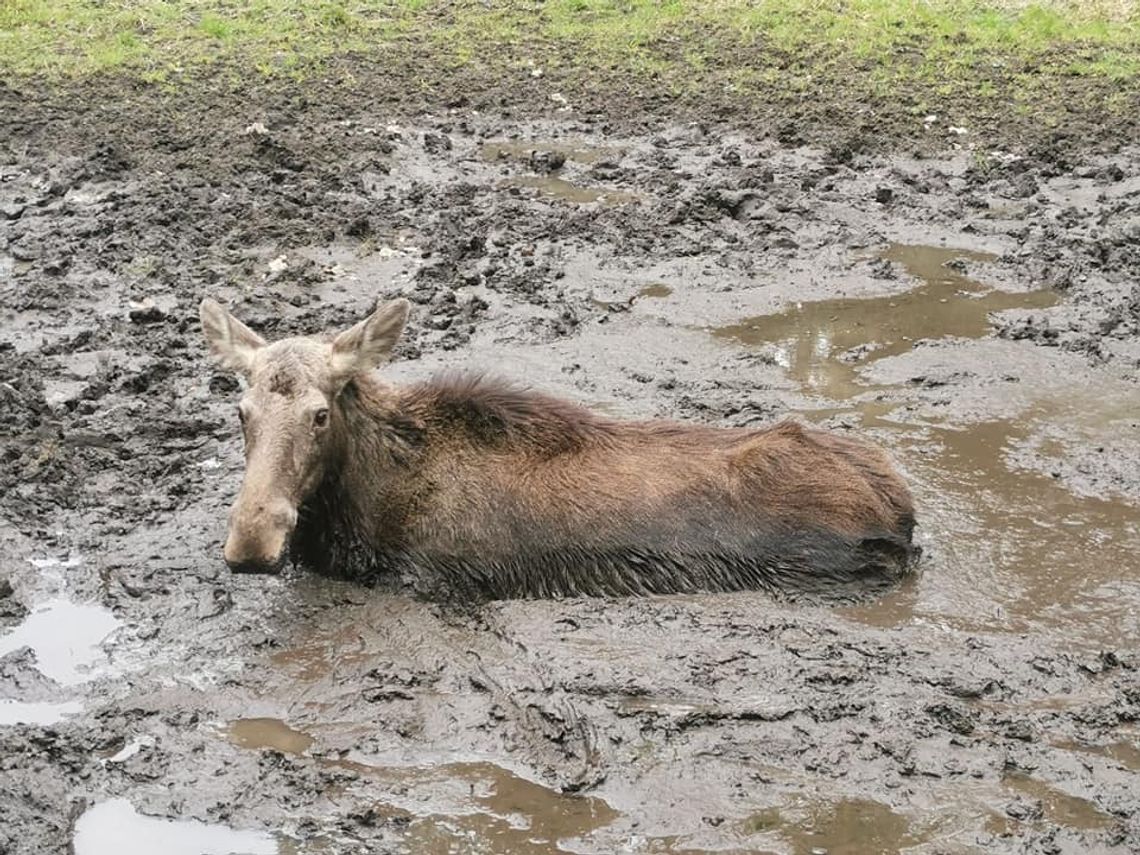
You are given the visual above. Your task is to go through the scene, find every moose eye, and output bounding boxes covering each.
[313,408,330,428]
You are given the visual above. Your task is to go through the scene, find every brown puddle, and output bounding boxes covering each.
[741,797,939,855]
[223,721,618,853]
[503,175,639,205]
[711,243,1140,648]
[638,282,673,299]
[480,140,623,165]
[1002,773,1116,830]
[227,718,314,755]
[844,409,1140,644]
[1053,735,1140,772]
[712,244,1058,400]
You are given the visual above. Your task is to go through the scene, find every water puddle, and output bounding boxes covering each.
[0,598,120,685]
[0,699,83,726]
[843,411,1140,643]
[712,244,1058,400]
[223,720,617,853]
[710,242,1140,647]
[480,140,622,165]
[1002,773,1115,830]
[227,718,314,755]
[638,282,673,299]
[741,797,939,855]
[503,176,638,205]
[1053,736,1140,772]
[73,798,278,855]
[364,760,619,855]
[618,695,711,717]
[591,282,674,313]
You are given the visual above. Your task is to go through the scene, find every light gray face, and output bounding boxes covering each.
[199,298,409,574]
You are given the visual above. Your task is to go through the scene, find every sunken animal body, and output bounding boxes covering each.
[200,298,919,601]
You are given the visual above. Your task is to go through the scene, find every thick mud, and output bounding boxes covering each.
[2,79,1139,854]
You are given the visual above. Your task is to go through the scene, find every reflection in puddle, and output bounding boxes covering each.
[618,694,710,716]
[844,412,1140,644]
[480,140,622,165]
[712,244,1058,400]
[0,598,119,685]
[743,797,935,855]
[710,242,1140,647]
[1003,773,1115,830]
[397,762,618,855]
[224,720,617,854]
[503,176,638,205]
[227,718,314,755]
[0,699,83,726]
[73,798,277,855]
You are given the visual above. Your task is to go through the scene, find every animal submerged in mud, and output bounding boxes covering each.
[200,297,918,600]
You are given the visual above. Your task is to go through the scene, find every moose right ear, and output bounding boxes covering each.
[199,298,266,376]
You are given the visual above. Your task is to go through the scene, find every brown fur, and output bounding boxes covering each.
[199,296,918,599]
[291,372,918,601]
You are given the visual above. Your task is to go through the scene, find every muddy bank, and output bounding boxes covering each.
[2,76,1139,854]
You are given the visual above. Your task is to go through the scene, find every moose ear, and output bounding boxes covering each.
[330,298,410,380]
[199,298,266,376]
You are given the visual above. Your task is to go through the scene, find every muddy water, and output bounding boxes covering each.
[227,718,314,755]
[711,243,1140,647]
[73,798,278,855]
[503,175,639,205]
[480,140,623,165]
[743,798,935,855]
[222,718,619,854]
[712,244,1058,400]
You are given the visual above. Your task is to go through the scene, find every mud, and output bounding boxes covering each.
[1,75,1139,854]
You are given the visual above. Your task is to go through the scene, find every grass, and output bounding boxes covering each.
[1,2,1138,138]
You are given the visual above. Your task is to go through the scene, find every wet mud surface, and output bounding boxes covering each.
[2,83,1139,854]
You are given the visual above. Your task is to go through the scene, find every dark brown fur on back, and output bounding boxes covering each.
[292,373,919,602]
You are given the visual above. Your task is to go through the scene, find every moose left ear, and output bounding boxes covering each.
[199,298,266,376]
[330,298,410,380]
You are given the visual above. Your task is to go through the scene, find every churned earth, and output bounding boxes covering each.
[1,70,1139,855]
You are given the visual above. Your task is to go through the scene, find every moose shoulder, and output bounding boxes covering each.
[200,297,918,600]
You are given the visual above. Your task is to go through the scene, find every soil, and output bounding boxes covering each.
[1,67,1139,855]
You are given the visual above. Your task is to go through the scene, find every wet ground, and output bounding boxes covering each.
[1,81,1139,854]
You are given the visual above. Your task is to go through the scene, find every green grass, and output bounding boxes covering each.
[1,2,1137,125]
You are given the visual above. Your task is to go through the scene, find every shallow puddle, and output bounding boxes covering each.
[712,244,1058,400]
[1002,773,1115,830]
[223,718,617,853]
[0,699,83,726]
[0,598,119,685]
[1053,735,1140,772]
[711,242,1140,647]
[227,718,314,755]
[638,283,673,299]
[398,762,619,855]
[73,798,278,855]
[480,140,622,165]
[742,797,936,855]
[844,410,1140,644]
[503,175,638,205]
